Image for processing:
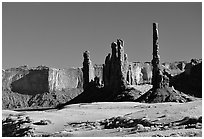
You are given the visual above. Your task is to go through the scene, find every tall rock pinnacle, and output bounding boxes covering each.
[136,23,191,103]
[82,51,94,90]
[151,23,162,89]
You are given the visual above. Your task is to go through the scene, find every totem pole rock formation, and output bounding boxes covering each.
[152,23,162,89]
[151,23,169,89]
[104,39,129,95]
[82,51,95,90]
[136,23,193,103]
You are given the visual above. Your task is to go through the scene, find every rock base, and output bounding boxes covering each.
[136,86,196,103]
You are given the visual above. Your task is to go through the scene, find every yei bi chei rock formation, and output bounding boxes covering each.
[2,23,202,109]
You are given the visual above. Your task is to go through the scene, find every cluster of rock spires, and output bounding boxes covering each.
[2,23,202,109]
[103,39,129,98]
[80,23,200,104]
[82,39,144,92]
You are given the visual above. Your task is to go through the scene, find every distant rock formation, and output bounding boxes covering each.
[94,64,103,86]
[2,65,83,94]
[171,61,202,98]
[184,59,202,75]
[127,62,152,85]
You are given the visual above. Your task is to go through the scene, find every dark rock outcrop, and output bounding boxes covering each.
[2,115,34,137]
[113,87,142,101]
[171,62,202,98]
[136,87,196,103]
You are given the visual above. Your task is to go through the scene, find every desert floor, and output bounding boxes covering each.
[2,98,202,137]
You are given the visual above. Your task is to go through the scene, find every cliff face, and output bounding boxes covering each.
[3,65,83,94]
[127,62,152,85]
[2,66,83,109]
[94,64,104,85]
[2,66,30,92]
[48,68,83,92]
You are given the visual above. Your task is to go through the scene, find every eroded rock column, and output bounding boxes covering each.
[104,39,128,94]
[82,51,94,90]
[152,23,170,89]
[151,23,163,89]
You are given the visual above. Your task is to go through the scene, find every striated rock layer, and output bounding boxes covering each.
[49,68,83,92]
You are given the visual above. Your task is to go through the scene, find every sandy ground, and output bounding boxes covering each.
[2,98,202,137]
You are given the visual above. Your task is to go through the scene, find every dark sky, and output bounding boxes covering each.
[2,2,202,69]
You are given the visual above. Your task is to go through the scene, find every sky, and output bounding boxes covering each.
[2,2,202,69]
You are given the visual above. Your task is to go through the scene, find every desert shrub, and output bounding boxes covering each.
[2,115,34,137]
[33,119,52,125]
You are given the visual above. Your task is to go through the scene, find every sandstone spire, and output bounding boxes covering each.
[151,23,162,89]
[82,51,94,90]
[104,39,128,95]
